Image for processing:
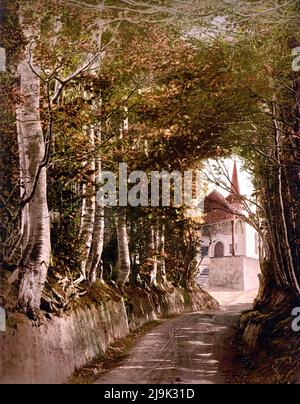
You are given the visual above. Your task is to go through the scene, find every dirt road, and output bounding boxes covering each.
[95,290,257,384]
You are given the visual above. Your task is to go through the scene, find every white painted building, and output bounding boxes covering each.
[198,162,260,291]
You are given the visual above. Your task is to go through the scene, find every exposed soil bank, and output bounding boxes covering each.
[237,287,300,384]
[0,281,218,384]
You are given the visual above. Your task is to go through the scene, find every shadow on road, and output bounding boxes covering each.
[95,290,257,384]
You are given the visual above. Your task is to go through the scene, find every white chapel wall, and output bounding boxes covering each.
[245,223,259,259]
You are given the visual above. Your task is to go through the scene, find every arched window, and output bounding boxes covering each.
[214,242,224,258]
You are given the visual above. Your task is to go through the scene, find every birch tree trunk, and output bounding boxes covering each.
[85,126,104,284]
[78,126,96,282]
[79,20,105,285]
[16,28,51,315]
[158,224,167,285]
[16,118,30,257]
[116,211,131,287]
[150,225,158,286]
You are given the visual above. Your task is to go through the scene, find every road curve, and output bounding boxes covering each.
[95,291,255,384]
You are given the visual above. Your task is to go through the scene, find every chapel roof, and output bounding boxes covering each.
[203,162,244,225]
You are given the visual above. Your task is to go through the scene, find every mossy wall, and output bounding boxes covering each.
[0,284,218,384]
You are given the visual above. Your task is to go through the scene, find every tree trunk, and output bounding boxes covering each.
[16,117,30,257]
[85,126,104,284]
[78,126,96,282]
[82,21,107,285]
[158,223,167,285]
[150,225,158,286]
[116,211,131,287]
[16,28,51,315]
[272,102,300,293]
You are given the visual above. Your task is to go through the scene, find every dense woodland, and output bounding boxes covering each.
[1,0,300,319]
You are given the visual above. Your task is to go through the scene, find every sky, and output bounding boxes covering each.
[206,158,254,198]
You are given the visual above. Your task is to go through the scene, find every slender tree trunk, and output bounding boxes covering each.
[85,126,104,284]
[116,211,131,287]
[16,28,51,315]
[78,126,96,282]
[264,178,285,285]
[157,223,167,285]
[272,102,300,293]
[259,35,300,296]
[85,203,104,284]
[16,119,30,256]
[150,225,158,286]
[130,252,140,285]
[78,20,105,285]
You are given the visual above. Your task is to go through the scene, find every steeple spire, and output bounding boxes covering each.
[230,160,241,196]
[226,160,242,207]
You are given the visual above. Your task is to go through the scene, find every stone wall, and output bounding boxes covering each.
[209,256,260,290]
[0,284,218,384]
[243,257,261,291]
[209,256,244,290]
